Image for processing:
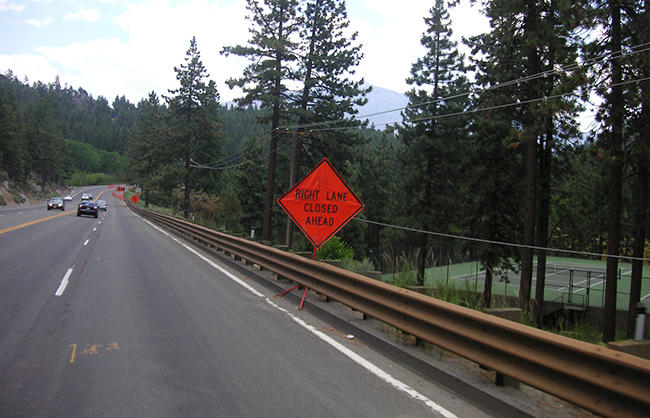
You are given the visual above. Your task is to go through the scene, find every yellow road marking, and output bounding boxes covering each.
[0,210,74,235]
[69,344,77,364]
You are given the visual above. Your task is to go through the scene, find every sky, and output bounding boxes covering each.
[0,0,490,105]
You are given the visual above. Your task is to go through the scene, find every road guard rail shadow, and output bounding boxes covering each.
[127,202,650,418]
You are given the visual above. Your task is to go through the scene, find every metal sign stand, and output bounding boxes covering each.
[275,159,363,311]
[275,247,317,309]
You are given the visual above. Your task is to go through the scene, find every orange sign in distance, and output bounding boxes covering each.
[277,158,363,249]
[130,195,139,204]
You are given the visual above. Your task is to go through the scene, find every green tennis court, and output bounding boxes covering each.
[413,256,650,310]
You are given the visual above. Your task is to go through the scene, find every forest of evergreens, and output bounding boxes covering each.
[1,0,648,340]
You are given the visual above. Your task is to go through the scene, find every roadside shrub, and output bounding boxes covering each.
[316,236,354,261]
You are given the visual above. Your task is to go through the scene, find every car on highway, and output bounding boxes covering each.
[96,200,107,211]
[77,200,98,218]
[47,197,65,211]
[64,195,72,201]
[81,193,93,201]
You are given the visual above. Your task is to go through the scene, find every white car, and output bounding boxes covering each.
[64,195,72,201]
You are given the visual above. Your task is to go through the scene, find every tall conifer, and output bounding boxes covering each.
[284,0,371,248]
[167,37,223,218]
[222,0,301,242]
[397,0,471,287]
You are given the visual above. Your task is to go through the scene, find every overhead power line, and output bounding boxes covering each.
[355,218,650,263]
[191,41,650,169]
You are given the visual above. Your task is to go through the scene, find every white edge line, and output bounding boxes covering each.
[55,268,74,296]
[138,213,457,418]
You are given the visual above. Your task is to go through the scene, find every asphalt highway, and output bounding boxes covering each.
[0,186,497,418]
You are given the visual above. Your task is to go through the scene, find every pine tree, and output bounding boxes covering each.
[126,92,168,207]
[397,0,471,286]
[166,36,224,218]
[222,0,301,241]
[464,7,528,308]
[284,0,371,248]
[584,0,639,342]
[466,0,585,311]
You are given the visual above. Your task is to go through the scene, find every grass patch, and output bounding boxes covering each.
[432,279,481,310]
[341,258,376,272]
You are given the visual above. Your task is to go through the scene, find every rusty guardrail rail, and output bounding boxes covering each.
[130,204,650,418]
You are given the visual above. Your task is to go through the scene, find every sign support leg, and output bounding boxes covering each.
[299,286,308,310]
[276,285,299,297]
[275,285,309,310]
[274,246,317,309]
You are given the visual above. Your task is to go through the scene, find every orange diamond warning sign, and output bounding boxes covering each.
[277,158,363,249]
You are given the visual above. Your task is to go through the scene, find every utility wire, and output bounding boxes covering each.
[192,41,650,169]
[279,41,650,133]
[355,218,650,263]
[309,75,650,132]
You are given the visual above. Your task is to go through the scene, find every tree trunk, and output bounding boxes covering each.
[628,157,647,338]
[262,8,286,242]
[417,234,428,287]
[481,254,494,309]
[285,130,302,248]
[285,7,318,248]
[628,0,650,339]
[184,131,191,219]
[603,1,623,343]
[534,126,552,328]
[519,0,541,311]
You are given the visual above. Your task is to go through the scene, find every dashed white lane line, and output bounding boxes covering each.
[55,268,74,296]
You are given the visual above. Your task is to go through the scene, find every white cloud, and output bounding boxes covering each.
[0,54,60,83]
[0,0,25,12]
[64,9,101,22]
[28,0,250,103]
[351,0,488,94]
[25,16,53,26]
[1,0,489,106]
[350,0,430,93]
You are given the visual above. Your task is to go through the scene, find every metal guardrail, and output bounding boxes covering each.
[129,203,650,418]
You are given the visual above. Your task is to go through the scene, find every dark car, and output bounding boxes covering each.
[47,197,65,211]
[77,200,98,218]
[96,200,107,211]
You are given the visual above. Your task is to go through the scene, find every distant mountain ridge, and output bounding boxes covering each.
[356,84,408,129]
